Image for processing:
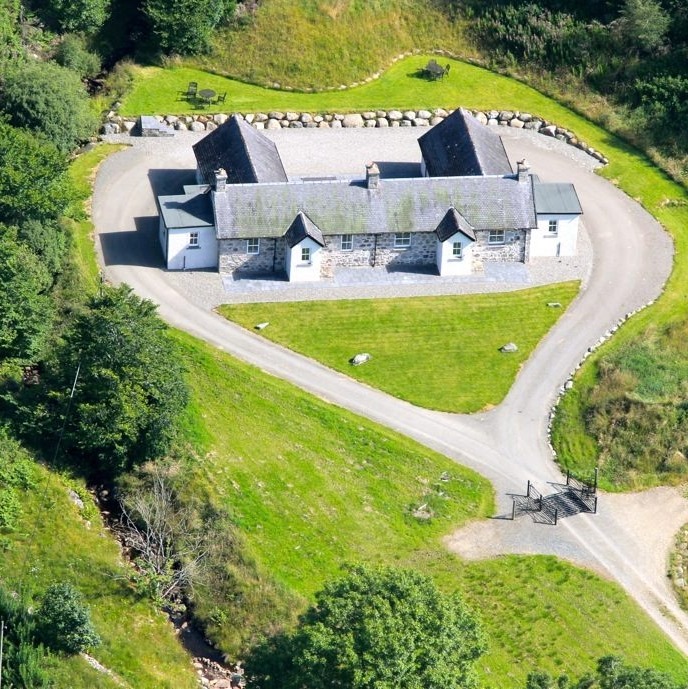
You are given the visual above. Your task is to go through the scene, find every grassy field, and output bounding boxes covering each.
[196,0,468,89]
[219,283,579,412]
[172,330,688,683]
[0,461,197,688]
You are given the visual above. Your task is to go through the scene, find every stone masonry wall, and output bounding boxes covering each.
[219,237,286,274]
[103,108,608,166]
[473,229,526,263]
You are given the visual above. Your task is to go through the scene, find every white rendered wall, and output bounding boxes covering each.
[166,226,218,270]
[286,237,322,281]
[529,214,579,258]
[436,234,475,276]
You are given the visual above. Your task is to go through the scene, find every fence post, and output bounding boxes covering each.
[594,466,599,494]
[512,500,516,521]
[554,508,558,526]
[593,496,598,514]
[566,469,570,486]
[527,480,531,497]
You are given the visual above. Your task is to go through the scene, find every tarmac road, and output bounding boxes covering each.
[93,126,688,655]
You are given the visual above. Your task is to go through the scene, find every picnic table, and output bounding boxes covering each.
[423,59,449,80]
[198,88,216,106]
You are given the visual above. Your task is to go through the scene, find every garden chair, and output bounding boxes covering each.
[215,92,227,104]
[186,81,198,99]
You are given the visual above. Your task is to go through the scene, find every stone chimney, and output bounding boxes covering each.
[516,159,530,183]
[214,168,228,192]
[365,162,380,189]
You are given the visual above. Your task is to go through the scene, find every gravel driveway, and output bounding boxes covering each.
[95,126,688,656]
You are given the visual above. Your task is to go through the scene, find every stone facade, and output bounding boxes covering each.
[219,237,286,274]
[473,229,526,263]
[218,231,522,276]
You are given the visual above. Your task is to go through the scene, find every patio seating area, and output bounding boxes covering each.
[181,82,228,108]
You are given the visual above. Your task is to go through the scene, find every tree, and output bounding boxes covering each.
[618,0,670,52]
[36,582,100,654]
[35,0,110,32]
[0,122,76,226]
[0,228,54,361]
[0,61,99,154]
[143,0,235,54]
[16,218,68,280]
[246,564,486,689]
[42,284,188,476]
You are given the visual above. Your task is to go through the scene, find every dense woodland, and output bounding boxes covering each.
[0,0,687,685]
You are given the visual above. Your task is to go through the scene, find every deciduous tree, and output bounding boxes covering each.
[247,564,486,689]
[42,284,188,475]
[0,61,98,154]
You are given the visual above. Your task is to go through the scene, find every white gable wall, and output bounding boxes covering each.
[436,233,475,275]
[163,223,218,270]
[530,214,579,257]
[286,237,322,281]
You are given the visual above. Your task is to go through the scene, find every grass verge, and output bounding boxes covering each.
[66,144,127,293]
[173,331,688,682]
[218,284,579,413]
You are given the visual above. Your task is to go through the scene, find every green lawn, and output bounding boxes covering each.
[0,464,197,689]
[173,331,688,683]
[219,283,579,412]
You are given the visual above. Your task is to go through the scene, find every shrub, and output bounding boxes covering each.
[37,582,101,654]
[0,61,98,154]
[54,34,102,78]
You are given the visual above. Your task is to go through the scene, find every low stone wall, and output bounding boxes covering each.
[101,108,609,165]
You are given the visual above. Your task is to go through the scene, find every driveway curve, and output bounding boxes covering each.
[93,127,688,656]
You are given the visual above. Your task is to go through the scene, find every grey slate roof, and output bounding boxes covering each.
[193,115,288,186]
[213,174,536,240]
[533,182,583,215]
[284,211,325,247]
[418,108,512,177]
[435,207,476,242]
[158,190,214,229]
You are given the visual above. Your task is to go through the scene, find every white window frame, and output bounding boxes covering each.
[548,219,559,235]
[488,229,505,245]
[341,234,353,251]
[452,241,462,258]
[246,238,260,255]
[394,232,411,249]
[301,247,311,263]
[189,231,199,247]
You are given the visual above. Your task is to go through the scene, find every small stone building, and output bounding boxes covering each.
[157,109,582,278]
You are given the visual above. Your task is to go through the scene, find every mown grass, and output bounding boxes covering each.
[196,0,468,89]
[0,463,197,689]
[172,331,688,682]
[218,283,579,413]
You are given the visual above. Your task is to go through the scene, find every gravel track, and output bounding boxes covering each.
[95,126,688,656]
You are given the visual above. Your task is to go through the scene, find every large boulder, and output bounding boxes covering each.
[342,113,364,128]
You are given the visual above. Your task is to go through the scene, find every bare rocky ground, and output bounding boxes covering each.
[95,125,688,657]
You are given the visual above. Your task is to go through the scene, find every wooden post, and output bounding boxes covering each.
[566,469,570,485]
[512,500,516,520]
[554,508,558,526]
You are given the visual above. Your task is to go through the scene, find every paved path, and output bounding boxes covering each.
[94,127,688,655]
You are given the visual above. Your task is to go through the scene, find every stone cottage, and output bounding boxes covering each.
[157,108,582,278]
